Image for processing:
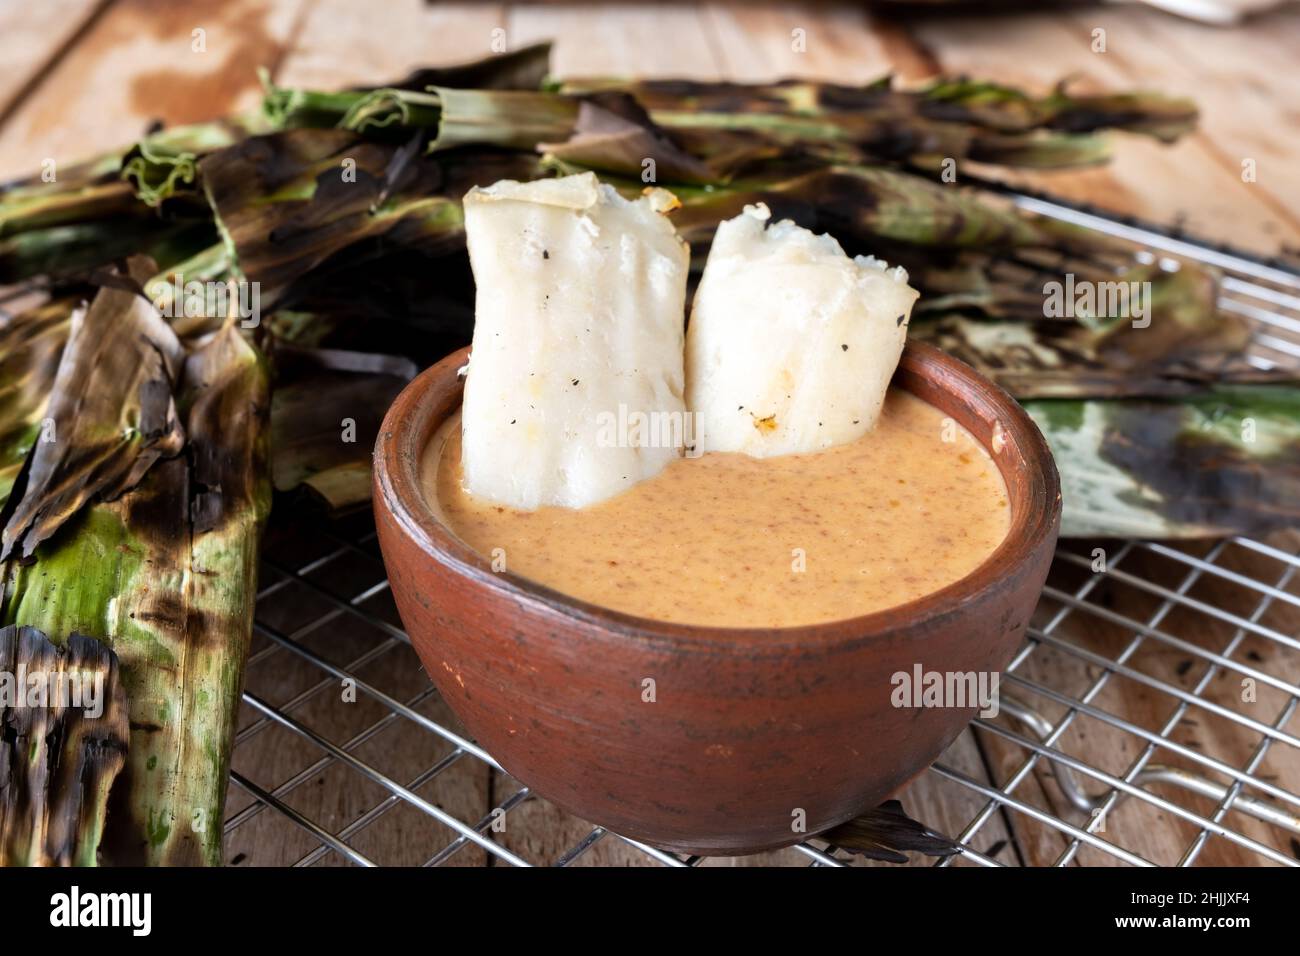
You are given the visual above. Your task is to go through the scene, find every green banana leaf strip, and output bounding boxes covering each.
[2,320,270,865]
[0,219,217,285]
[262,41,555,130]
[0,180,145,239]
[555,73,1196,171]
[120,141,199,208]
[0,625,129,867]
[338,86,579,153]
[1027,385,1300,538]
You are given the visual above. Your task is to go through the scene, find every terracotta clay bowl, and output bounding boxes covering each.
[374,341,1061,855]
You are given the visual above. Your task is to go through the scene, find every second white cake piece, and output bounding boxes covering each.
[460,172,690,510]
[685,203,919,458]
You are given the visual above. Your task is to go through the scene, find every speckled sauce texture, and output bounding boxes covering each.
[423,389,1010,628]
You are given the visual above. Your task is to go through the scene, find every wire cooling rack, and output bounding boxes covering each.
[223,197,1300,868]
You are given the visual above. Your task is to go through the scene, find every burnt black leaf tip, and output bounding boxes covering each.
[822,799,962,864]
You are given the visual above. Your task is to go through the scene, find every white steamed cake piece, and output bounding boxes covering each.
[685,202,919,458]
[460,172,690,510]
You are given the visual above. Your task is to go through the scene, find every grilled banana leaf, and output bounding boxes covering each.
[0,258,185,560]
[1027,385,1300,538]
[0,313,269,865]
[0,625,128,867]
[0,295,76,504]
[271,347,415,511]
[554,74,1197,173]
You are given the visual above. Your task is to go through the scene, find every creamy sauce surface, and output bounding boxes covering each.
[423,390,1009,628]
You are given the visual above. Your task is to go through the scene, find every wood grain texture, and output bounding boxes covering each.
[0,0,314,180]
[0,0,112,124]
[275,0,507,91]
[903,7,1300,253]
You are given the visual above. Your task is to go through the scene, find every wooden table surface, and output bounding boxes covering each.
[2,0,1298,868]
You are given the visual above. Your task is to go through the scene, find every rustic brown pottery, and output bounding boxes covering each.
[374,341,1062,855]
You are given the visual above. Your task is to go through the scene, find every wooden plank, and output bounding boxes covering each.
[904,8,1300,253]
[275,0,507,91]
[702,2,889,83]
[0,0,314,181]
[508,2,722,78]
[0,0,112,125]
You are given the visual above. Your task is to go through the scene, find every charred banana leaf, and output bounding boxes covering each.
[0,625,129,867]
[910,261,1257,399]
[199,128,540,313]
[0,258,185,560]
[554,74,1197,173]
[821,799,961,863]
[0,295,76,504]
[199,129,453,307]
[1,316,269,865]
[271,347,415,511]
[1027,385,1300,538]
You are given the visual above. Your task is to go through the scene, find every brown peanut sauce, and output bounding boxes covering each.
[423,389,1009,628]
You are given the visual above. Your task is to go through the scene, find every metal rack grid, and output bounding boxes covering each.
[222,198,1300,868]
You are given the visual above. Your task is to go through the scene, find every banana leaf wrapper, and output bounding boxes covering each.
[261,41,555,129]
[0,121,244,282]
[0,120,254,254]
[1,301,270,865]
[553,74,1197,174]
[821,799,960,863]
[1027,385,1300,538]
[271,347,416,511]
[0,219,217,285]
[0,258,185,560]
[910,266,1260,399]
[198,128,541,311]
[199,129,453,307]
[261,61,1193,182]
[0,295,76,504]
[557,74,1197,139]
[0,626,128,867]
